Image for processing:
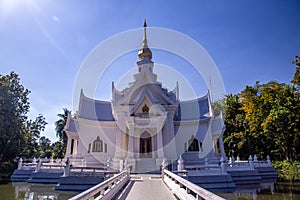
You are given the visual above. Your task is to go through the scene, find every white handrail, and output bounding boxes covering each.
[70,170,129,200]
[163,169,225,200]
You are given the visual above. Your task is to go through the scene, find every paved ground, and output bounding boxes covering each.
[113,174,177,200]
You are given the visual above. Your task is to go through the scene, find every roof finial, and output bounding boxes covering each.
[138,19,152,60]
[142,19,148,48]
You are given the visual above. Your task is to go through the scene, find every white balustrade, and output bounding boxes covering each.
[162,169,225,200]
[69,170,130,200]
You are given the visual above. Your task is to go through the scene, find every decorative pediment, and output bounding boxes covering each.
[112,61,178,106]
[131,95,166,117]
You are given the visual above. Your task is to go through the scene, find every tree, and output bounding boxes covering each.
[51,141,65,159]
[39,136,52,158]
[292,55,300,87]
[55,108,70,156]
[262,85,300,160]
[21,114,48,158]
[0,72,30,161]
[223,80,300,160]
[222,94,250,159]
[0,71,51,161]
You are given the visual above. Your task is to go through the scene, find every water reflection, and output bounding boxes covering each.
[219,180,300,200]
[0,182,78,200]
[1,180,300,200]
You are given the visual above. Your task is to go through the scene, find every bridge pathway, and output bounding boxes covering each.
[114,174,176,200]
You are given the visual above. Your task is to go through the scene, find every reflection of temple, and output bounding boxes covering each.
[64,21,225,173]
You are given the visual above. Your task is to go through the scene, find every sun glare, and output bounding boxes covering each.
[0,0,34,13]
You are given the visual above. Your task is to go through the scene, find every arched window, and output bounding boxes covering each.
[70,139,74,155]
[188,135,199,152]
[92,136,106,152]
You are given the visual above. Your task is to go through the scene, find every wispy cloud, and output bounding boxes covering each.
[52,15,60,22]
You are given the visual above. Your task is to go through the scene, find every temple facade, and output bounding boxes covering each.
[64,22,225,173]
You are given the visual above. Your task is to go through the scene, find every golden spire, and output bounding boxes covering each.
[138,19,152,60]
[142,19,148,48]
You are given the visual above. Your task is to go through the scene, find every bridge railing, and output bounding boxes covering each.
[228,155,272,170]
[69,169,130,200]
[162,169,225,200]
[185,165,222,174]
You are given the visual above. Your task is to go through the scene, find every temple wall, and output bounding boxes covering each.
[76,121,118,161]
[174,122,210,156]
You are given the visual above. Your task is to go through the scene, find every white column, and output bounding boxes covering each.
[66,136,71,156]
[157,130,164,158]
[218,137,225,158]
[121,131,127,158]
[114,130,122,159]
[164,109,177,159]
[136,136,140,158]
[73,139,78,155]
[127,128,134,158]
[152,135,155,158]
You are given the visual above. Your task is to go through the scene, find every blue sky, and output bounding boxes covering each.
[1,0,300,142]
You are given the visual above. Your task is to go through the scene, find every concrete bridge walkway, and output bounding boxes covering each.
[113,174,176,200]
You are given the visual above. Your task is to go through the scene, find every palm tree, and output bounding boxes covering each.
[55,108,69,146]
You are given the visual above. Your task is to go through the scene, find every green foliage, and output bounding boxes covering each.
[55,108,69,143]
[51,141,65,159]
[21,114,48,158]
[38,136,52,158]
[0,161,16,183]
[292,55,300,87]
[273,160,300,181]
[222,94,250,159]
[54,108,70,157]
[0,72,30,161]
[223,60,300,161]
[0,71,53,162]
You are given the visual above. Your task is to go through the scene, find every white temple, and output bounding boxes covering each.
[64,21,225,173]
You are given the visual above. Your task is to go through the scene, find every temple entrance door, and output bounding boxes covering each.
[140,132,152,158]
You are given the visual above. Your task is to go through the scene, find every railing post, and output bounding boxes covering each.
[267,155,271,166]
[119,160,124,172]
[35,158,42,172]
[231,156,235,166]
[220,156,226,174]
[106,157,111,173]
[253,155,258,162]
[163,158,168,169]
[186,187,191,194]
[32,157,37,164]
[177,155,185,172]
[248,155,254,169]
[18,158,23,170]
[63,158,70,177]
[124,158,128,170]
[161,158,168,181]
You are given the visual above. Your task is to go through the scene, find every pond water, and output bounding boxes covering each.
[218,181,300,200]
[0,181,299,200]
[0,182,78,200]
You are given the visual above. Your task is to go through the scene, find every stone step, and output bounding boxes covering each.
[28,171,63,184]
[55,175,104,191]
[10,169,34,182]
[135,158,158,173]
